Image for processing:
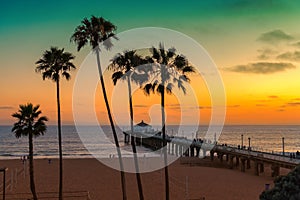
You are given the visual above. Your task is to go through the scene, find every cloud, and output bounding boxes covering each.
[257,30,294,44]
[286,102,300,106]
[277,51,300,62]
[256,104,267,107]
[256,99,271,103]
[166,104,181,110]
[292,41,300,48]
[167,104,211,110]
[167,104,180,107]
[268,95,279,99]
[227,105,240,108]
[257,48,278,60]
[276,109,285,112]
[134,105,148,108]
[197,106,211,109]
[196,105,239,109]
[0,106,14,110]
[226,62,296,74]
[280,101,300,108]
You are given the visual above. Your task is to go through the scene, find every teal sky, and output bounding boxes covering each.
[1,0,300,125]
[1,0,300,66]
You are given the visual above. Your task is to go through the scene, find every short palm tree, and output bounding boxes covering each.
[35,47,76,200]
[12,103,48,200]
[109,50,150,200]
[71,16,127,200]
[143,43,195,200]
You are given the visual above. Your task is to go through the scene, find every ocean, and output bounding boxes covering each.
[0,125,299,159]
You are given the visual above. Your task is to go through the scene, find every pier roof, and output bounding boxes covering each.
[135,120,150,127]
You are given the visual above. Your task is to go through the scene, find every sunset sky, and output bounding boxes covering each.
[1,0,300,125]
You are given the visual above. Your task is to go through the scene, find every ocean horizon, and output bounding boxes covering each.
[1,125,299,160]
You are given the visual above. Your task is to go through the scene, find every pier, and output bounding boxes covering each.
[123,131,300,177]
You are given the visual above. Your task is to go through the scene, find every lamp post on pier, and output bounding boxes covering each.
[282,137,285,156]
[248,137,251,150]
[241,134,244,148]
[214,133,216,144]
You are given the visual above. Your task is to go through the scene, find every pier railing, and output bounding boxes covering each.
[215,145,300,165]
[124,131,300,166]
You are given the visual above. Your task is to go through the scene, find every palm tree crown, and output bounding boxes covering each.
[144,43,195,96]
[109,50,149,86]
[12,103,48,138]
[35,47,76,81]
[70,15,117,51]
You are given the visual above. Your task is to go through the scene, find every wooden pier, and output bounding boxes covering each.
[123,131,300,177]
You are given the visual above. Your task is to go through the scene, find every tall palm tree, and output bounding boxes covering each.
[143,43,195,200]
[12,103,48,200]
[70,16,127,200]
[109,50,149,200]
[35,47,76,200]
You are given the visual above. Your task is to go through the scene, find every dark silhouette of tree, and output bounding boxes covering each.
[12,103,48,200]
[143,43,195,200]
[70,16,127,200]
[260,165,300,200]
[109,50,149,200]
[35,47,76,200]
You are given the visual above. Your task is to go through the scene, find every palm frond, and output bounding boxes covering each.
[112,71,124,85]
[152,47,161,61]
[182,66,195,74]
[143,83,153,95]
[177,79,187,94]
[156,84,164,95]
[167,47,176,58]
[71,16,117,51]
[173,55,188,69]
[62,71,71,80]
[166,83,173,95]
[179,75,190,82]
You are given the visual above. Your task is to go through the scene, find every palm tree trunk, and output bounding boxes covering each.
[29,132,38,200]
[56,80,63,200]
[161,88,169,200]
[161,72,169,200]
[95,48,127,200]
[127,77,144,200]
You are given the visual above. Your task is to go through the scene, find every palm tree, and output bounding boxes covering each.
[70,16,127,200]
[12,103,48,200]
[143,43,195,200]
[109,50,150,200]
[35,47,76,200]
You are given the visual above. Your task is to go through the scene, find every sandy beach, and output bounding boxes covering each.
[0,157,290,200]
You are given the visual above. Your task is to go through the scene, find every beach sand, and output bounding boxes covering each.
[0,157,290,200]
